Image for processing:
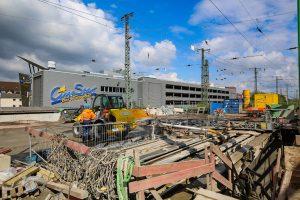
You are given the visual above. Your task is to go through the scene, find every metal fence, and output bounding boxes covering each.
[72,122,155,147]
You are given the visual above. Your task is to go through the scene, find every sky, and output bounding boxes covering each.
[0,0,298,95]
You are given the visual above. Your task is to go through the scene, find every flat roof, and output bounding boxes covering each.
[35,69,233,90]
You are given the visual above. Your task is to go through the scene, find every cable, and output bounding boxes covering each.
[238,0,278,52]
[38,0,108,21]
[208,0,286,70]
[36,0,117,31]
[211,10,296,26]
[208,0,258,50]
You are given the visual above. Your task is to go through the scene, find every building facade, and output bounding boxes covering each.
[32,69,236,108]
[0,93,22,107]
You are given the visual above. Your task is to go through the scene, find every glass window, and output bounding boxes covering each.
[102,96,110,107]
[93,96,101,109]
[109,96,125,108]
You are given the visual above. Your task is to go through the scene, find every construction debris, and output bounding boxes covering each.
[0,104,298,200]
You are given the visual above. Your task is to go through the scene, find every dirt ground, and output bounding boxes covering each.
[0,121,73,160]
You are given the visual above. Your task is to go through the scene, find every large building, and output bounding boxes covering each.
[0,81,22,107]
[0,81,20,94]
[0,93,22,107]
[32,69,236,108]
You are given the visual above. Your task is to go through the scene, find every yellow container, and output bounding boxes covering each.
[261,123,267,129]
[243,90,251,108]
[254,94,279,109]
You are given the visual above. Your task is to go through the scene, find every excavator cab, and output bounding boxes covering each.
[72,94,136,138]
[92,94,125,111]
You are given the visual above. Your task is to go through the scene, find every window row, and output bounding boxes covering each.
[166,92,229,99]
[166,84,229,94]
[100,86,126,93]
[166,100,224,105]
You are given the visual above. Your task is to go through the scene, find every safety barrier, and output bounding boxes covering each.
[72,122,133,147]
[129,143,235,200]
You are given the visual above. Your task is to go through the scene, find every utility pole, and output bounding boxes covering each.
[121,12,134,108]
[202,59,209,106]
[286,84,289,104]
[298,0,300,106]
[249,67,261,93]
[274,76,283,94]
[201,48,210,107]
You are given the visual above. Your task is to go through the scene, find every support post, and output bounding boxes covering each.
[28,134,32,159]
[133,150,145,200]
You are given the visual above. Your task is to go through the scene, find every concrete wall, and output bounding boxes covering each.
[0,98,22,107]
[0,113,61,122]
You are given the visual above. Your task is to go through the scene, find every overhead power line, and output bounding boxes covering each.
[208,0,284,71]
[38,0,108,21]
[37,0,116,30]
[212,10,296,26]
[208,0,254,50]
[238,0,278,52]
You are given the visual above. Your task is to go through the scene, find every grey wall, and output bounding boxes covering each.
[33,70,138,107]
[32,70,236,108]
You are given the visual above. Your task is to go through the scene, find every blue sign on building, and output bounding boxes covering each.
[50,84,97,105]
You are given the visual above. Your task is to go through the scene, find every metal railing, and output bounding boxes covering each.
[72,122,155,147]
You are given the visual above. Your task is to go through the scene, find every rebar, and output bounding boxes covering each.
[45,134,119,200]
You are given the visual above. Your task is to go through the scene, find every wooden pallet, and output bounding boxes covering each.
[0,185,26,200]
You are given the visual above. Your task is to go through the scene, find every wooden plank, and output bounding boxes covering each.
[272,148,282,200]
[4,165,39,186]
[212,171,233,190]
[129,163,215,193]
[278,170,293,200]
[150,190,163,200]
[132,160,206,177]
[134,150,145,200]
[46,181,88,199]
[211,144,232,169]
[284,146,300,171]
[194,188,238,200]
[205,146,212,191]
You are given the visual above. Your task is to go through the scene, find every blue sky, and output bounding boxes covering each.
[0,0,298,94]
[82,0,298,91]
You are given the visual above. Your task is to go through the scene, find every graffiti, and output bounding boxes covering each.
[50,84,97,105]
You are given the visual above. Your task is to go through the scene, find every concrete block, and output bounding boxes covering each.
[0,154,11,171]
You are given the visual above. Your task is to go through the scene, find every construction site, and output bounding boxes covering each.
[0,0,300,200]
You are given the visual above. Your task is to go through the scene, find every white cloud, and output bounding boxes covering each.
[110,4,117,9]
[133,40,176,68]
[0,0,177,81]
[189,0,297,93]
[149,72,181,81]
[169,25,194,35]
